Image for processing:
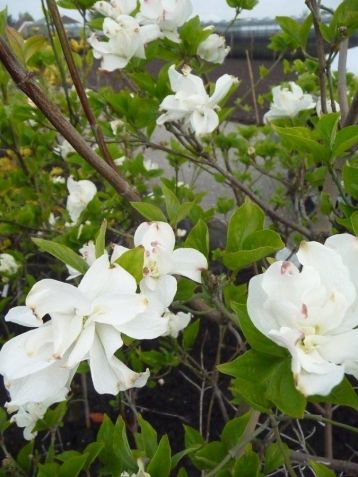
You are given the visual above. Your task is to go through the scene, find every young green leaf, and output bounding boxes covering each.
[32,238,89,274]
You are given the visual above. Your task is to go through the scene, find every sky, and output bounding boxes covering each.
[1,0,342,22]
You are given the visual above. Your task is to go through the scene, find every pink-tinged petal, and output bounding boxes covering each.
[134,221,176,253]
[171,247,207,282]
[26,279,90,319]
[5,306,42,328]
[66,324,96,368]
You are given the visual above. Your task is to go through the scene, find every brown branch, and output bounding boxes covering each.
[46,0,116,169]
[291,451,358,476]
[0,36,140,202]
[344,88,358,126]
[338,38,349,122]
[306,0,327,114]
[245,49,260,125]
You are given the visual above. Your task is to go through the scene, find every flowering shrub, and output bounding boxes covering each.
[0,0,358,476]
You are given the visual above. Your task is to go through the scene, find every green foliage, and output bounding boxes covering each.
[115,246,144,283]
[224,200,284,271]
[32,238,89,274]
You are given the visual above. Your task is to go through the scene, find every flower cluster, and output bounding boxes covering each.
[247,234,358,397]
[89,0,192,70]
[0,221,207,439]
[157,65,238,136]
[89,0,230,71]
[66,176,97,223]
[0,253,19,279]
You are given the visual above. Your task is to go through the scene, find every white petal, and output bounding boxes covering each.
[66,324,95,368]
[26,279,90,318]
[116,310,168,339]
[171,247,207,282]
[296,365,344,397]
[140,274,177,308]
[190,108,219,135]
[134,221,176,253]
[209,74,238,106]
[5,306,42,328]
[78,254,137,301]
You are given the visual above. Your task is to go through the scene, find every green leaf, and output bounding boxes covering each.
[184,219,209,258]
[333,125,358,156]
[316,112,340,149]
[115,246,144,283]
[266,358,306,418]
[226,200,264,252]
[233,447,260,477]
[0,8,7,35]
[83,442,104,470]
[273,125,329,159]
[113,417,136,471]
[275,16,302,47]
[264,442,286,474]
[172,202,195,225]
[351,211,358,235]
[131,202,167,221]
[16,442,34,473]
[184,425,205,449]
[182,319,200,349]
[147,435,171,477]
[223,230,284,271]
[59,455,87,477]
[219,350,282,411]
[32,238,89,274]
[161,182,180,223]
[37,463,60,477]
[193,442,227,470]
[135,415,158,459]
[220,412,251,449]
[343,162,358,199]
[310,461,336,477]
[95,219,107,258]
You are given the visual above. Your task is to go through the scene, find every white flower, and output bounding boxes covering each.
[162,310,191,338]
[115,156,126,166]
[89,16,159,71]
[66,176,97,223]
[247,234,358,397]
[0,254,19,276]
[275,247,299,268]
[143,159,159,171]
[316,98,341,117]
[176,228,187,238]
[263,82,316,123]
[157,65,238,136]
[121,459,151,477]
[111,119,124,135]
[66,241,97,280]
[93,0,137,18]
[2,254,169,395]
[133,221,207,294]
[137,0,192,43]
[7,399,56,441]
[51,176,66,184]
[55,139,75,158]
[197,32,230,64]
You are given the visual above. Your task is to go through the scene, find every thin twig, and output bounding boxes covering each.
[338,38,349,122]
[0,36,140,202]
[46,0,116,169]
